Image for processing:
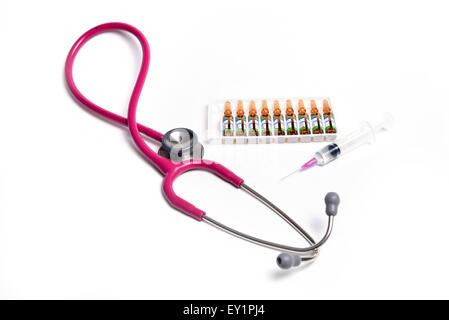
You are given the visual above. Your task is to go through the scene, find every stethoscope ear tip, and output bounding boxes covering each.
[325,192,340,216]
[276,253,302,269]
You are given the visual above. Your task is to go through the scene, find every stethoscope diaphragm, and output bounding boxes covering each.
[158,128,204,162]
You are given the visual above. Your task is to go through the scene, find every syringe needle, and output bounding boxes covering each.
[280,157,318,181]
[280,169,300,181]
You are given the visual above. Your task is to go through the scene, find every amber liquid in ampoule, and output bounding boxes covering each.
[298,99,311,135]
[272,100,286,136]
[260,100,272,136]
[248,100,259,136]
[222,101,234,136]
[310,100,324,134]
[323,100,337,134]
[285,99,298,135]
[235,100,247,136]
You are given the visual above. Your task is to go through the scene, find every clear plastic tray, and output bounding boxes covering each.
[207,97,337,144]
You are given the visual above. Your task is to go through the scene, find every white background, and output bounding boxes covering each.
[0,0,448,299]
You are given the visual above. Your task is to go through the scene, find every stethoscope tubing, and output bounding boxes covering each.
[65,22,172,174]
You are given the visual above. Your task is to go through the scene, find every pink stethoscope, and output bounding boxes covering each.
[65,22,340,269]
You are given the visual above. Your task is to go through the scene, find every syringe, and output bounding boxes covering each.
[282,113,394,179]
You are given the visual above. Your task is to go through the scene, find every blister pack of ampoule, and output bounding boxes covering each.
[207,97,338,144]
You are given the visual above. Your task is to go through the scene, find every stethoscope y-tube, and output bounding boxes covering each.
[65,22,340,270]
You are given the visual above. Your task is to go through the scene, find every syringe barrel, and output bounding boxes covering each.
[336,122,377,153]
[315,122,376,166]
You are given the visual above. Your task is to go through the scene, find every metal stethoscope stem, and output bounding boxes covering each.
[203,183,337,264]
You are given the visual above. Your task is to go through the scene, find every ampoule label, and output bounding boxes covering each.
[324,114,336,131]
[273,116,286,136]
[235,117,247,136]
[311,114,323,133]
[261,116,272,136]
[286,115,298,134]
[248,116,259,136]
[222,117,234,136]
[298,115,310,132]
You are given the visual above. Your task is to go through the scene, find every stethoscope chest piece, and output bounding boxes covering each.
[158,128,204,162]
